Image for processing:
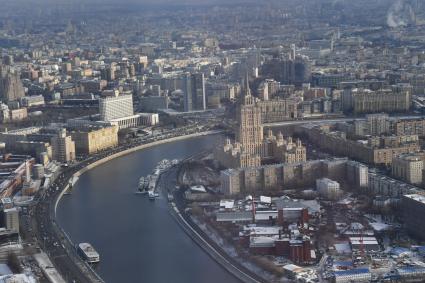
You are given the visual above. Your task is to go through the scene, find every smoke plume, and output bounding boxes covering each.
[387,0,416,28]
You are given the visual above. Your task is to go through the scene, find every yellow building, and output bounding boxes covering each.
[265,130,306,164]
[70,125,118,155]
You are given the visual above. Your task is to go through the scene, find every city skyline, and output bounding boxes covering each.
[0,0,425,282]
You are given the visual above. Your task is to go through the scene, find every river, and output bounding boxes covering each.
[57,134,240,283]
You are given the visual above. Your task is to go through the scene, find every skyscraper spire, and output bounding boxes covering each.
[241,72,254,105]
[244,72,251,97]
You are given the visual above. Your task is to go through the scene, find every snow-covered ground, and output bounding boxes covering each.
[191,216,284,282]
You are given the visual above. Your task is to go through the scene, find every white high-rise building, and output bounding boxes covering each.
[99,94,134,121]
[183,73,206,112]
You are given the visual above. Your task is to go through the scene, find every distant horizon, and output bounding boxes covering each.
[0,0,261,4]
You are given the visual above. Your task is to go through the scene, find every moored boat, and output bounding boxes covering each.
[77,243,100,263]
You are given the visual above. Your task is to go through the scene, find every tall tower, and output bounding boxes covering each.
[290,44,296,60]
[235,75,263,156]
[25,160,31,183]
[183,73,206,112]
[183,73,193,112]
[51,128,76,163]
[0,65,25,103]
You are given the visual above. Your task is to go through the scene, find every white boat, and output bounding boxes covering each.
[148,191,160,200]
[148,191,156,200]
[138,159,180,198]
[77,243,100,263]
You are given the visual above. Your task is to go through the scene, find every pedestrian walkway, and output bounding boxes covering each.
[33,253,66,283]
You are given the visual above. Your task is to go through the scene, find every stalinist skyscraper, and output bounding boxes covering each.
[215,74,306,169]
[235,75,264,157]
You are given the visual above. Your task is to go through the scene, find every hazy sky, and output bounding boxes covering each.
[2,0,258,3]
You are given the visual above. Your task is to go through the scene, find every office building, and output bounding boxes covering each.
[99,94,134,121]
[51,129,76,163]
[70,125,118,155]
[100,64,116,81]
[183,73,206,112]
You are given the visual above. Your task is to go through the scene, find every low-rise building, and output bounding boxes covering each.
[20,95,45,107]
[10,108,27,121]
[333,268,371,283]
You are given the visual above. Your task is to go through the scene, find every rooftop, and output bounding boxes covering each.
[334,268,370,277]
[404,194,425,205]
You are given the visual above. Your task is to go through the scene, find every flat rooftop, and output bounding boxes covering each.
[404,194,425,205]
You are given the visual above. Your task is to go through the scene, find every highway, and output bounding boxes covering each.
[26,123,220,283]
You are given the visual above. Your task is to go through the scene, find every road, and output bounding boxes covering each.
[263,114,424,127]
[25,123,219,283]
[25,113,425,282]
[156,156,265,283]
